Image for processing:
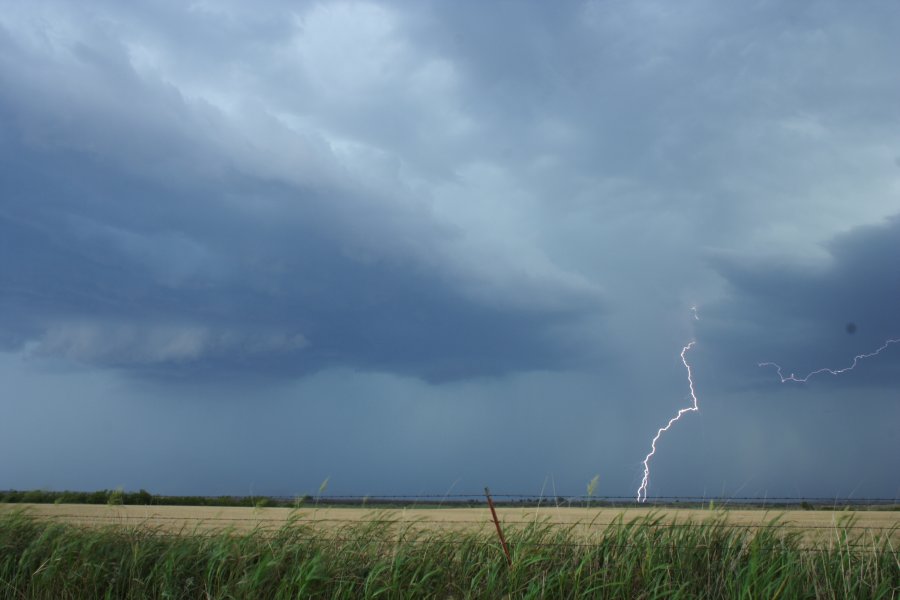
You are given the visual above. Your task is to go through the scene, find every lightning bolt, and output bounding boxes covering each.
[759,338,900,383]
[636,340,699,503]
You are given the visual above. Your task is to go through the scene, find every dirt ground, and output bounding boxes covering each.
[4,503,897,546]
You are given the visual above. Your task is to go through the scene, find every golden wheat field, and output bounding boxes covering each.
[4,503,897,546]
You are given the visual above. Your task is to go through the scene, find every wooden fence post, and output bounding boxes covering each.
[485,487,512,568]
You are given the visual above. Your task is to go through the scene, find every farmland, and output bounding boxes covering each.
[4,502,899,545]
[1,502,897,598]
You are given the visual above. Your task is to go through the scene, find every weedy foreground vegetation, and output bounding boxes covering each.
[0,510,897,599]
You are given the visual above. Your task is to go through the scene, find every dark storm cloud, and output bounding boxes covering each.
[720,216,900,325]
[0,10,602,381]
[0,152,596,381]
[1,0,899,499]
[703,215,900,386]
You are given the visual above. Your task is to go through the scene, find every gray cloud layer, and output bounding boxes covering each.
[0,1,607,381]
[705,215,900,386]
[1,0,898,497]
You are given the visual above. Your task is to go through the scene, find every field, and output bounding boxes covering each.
[5,502,900,544]
[1,503,898,598]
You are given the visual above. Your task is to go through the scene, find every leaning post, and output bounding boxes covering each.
[484,486,512,568]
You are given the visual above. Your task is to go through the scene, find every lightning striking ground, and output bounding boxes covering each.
[636,340,699,503]
[759,338,900,383]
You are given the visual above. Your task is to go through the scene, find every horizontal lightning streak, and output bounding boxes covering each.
[636,341,698,504]
[759,338,900,383]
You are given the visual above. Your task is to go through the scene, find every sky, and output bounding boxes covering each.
[1,0,898,501]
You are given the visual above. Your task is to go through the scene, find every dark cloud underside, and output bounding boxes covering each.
[0,0,897,497]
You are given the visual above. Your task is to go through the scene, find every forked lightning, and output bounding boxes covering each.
[759,338,900,382]
[636,340,699,503]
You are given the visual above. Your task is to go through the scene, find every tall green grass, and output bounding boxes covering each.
[0,510,896,598]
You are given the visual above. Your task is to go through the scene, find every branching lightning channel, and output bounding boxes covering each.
[759,338,900,383]
[636,340,699,503]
